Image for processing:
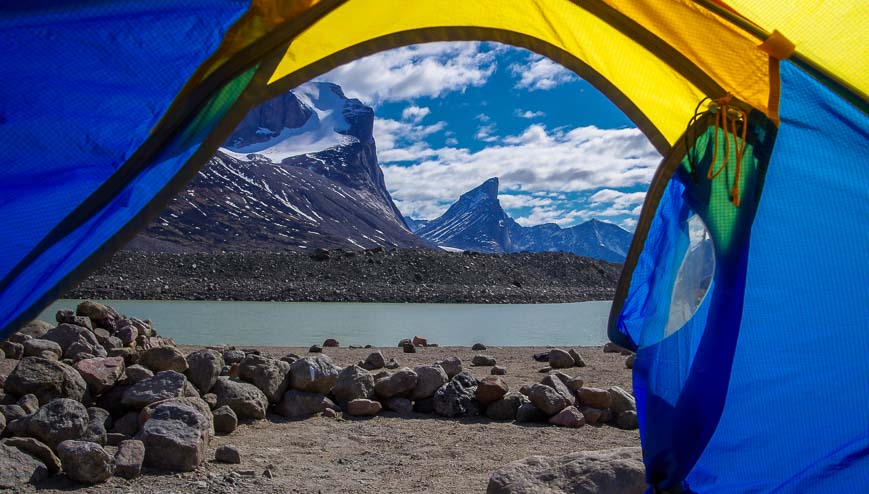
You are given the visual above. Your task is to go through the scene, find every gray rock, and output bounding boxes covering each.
[528,384,570,415]
[26,398,89,449]
[472,343,487,350]
[106,432,127,446]
[136,403,209,471]
[331,366,375,406]
[515,403,548,423]
[7,332,30,344]
[346,399,381,416]
[486,447,646,494]
[125,364,154,384]
[185,349,224,394]
[603,342,624,353]
[81,407,111,446]
[212,377,268,420]
[140,346,188,373]
[577,387,612,409]
[614,411,639,430]
[471,354,496,366]
[17,320,53,339]
[540,374,576,407]
[547,370,572,386]
[103,335,123,350]
[491,366,507,375]
[0,341,23,359]
[23,339,62,360]
[569,349,587,367]
[17,394,39,415]
[75,300,114,322]
[486,392,527,421]
[362,351,386,370]
[548,349,575,369]
[74,356,125,394]
[402,343,416,353]
[116,326,137,346]
[66,340,105,361]
[384,357,400,369]
[121,370,188,408]
[608,386,636,414]
[308,344,323,353]
[215,444,241,464]
[277,390,335,418]
[565,377,584,391]
[625,354,635,369]
[578,406,604,425]
[140,397,214,437]
[433,372,479,418]
[2,437,61,474]
[0,404,28,422]
[213,406,238,434]
[0,442,48,489]
[237,354,290,403]
[56,440,113,484]
[290,355,340,394]
[203,392,218,409]
[384,397,413,415]
[0,412,5,435]
[374,368,418,399]
[42,323,99,357]
[110,412,140,437]
[438,356,463,378]
[114,439,145,479]
[0,348,4,360]
[411,365,448,400]
[475,376,509,405]
[223,350,246,365]
[5,357,87,403]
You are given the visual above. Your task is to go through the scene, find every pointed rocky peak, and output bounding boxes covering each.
[460,177,499,202]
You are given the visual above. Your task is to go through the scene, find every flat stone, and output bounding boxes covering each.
[346,399,381,417]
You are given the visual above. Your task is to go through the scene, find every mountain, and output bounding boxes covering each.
[414,178,632,262]
[128,82,425,253]
[403,216,429,233]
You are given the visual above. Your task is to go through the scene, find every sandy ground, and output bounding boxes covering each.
[28,345,638,494]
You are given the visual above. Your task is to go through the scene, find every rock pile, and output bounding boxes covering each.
[0,302,639,489]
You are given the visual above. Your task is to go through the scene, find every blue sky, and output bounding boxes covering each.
[319,42,661,231]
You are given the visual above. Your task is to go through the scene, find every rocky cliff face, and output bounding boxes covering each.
[129,82,423,253]
[414,178,633,262]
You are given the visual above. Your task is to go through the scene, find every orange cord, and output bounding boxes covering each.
[706,94,747,207]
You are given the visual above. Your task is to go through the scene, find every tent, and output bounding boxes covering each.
[1,1,866,491]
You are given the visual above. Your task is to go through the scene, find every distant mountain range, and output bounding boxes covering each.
[129,82,631,262]
[413,178,632,262]
[129,82,425,253]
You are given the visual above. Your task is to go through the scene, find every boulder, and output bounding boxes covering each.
[322,338,340,348]
[547,371,572,386]
[486,392,527,421]
[223,350,246,365]
[331,365,375,406]
[74,356,125,394]
[213,406,238,434]
[579,406,604,425]
[569,349,587,367]
[548,349,575,369]
[472,343,487,350]
[26,398,89,449]
[0,404,27,422]
[528,384,570,415]
[121,370,188,408]
[17,394,39,415]
[17,320,53,339]
[23,339,62,360]
[491,366,507,375]
[2,437,60,474]
[346,399,381,417]
[515,403,547,423]
[411,365,448,400]
[212,377,268,420]
[290,355,340,394]
[549,406,586,428]
[433,372,479,418]
[541,374,576,407]
[412,336,428,347]
[56,440,113,484]
[402,343,416,353]
[110,412,140,437]
[374,368,417,399]
[116,326,137,346]
[140,397,214,437]
[237,354,290,403]
[362,351,386,370]
[438,356,463,378]
[114,439,145,479]
[397,338,412,348]
[471,355,496,367]
[185,349,223,394]
[532,352,549,362]
[608,387,636,414]
[66,340,105,361]
[577,387,612,409]
[0,442,48,489]
[125,364,154,384]
[81,407,111,445]
[75,300,114,322]
[614,411,639,430]
[486,447,646,494]
[136,402,210,471]
[277,390,335,418]
[565,377,584,391]
[384,397,413,415]
[215,444,241,464]
[140,346,188,373]
[41,323,99,357]
[475,376,509,405]
[308,344,323,353]
[0,341,23,360]
[603,342,624,353]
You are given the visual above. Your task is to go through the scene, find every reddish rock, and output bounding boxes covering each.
[412,336,428,347]
[475,376,508,405]
[322,339,339,348]
[549,406,586,428]
[74,357,125,394]
[577,387,613,409]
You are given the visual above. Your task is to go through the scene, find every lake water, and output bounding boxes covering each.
[39,299,613,347]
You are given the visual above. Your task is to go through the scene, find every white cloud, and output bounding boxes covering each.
[588,189,647,209]
[318,42,497,105]
[381,123,660,219]
[498,194,554,209]
[475,124,498,142]
[401,105,430,123]
[445,137,459,146]
[373,118,446,162]
[510,54,577,91]
[515,109,546,119]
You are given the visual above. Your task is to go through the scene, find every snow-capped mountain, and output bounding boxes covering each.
[129,82,424,253]
[414,178,633,262]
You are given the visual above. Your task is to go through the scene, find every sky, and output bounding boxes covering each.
[317,42,661,231]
